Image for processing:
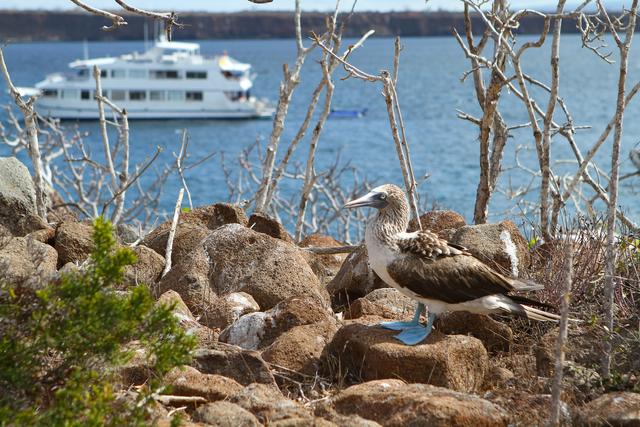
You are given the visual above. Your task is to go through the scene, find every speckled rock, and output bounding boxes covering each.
[435,312,513,353]
[261,321,339,376]
[0,236,58,287]
[408,210,466,235]
[191,345,277,388]
[122,245,165,287]
[0,157,49,236]
[164,365,243,401]
[323,318,488,393]
[574,392,640,427]
[54,221,94,265]
[316,380,508,427]
[451,221,530,275]
[230,383,311,423]
[300,233,349,286]
[192,401,260,427]
[157,290,218,347]
[345,288,415,321]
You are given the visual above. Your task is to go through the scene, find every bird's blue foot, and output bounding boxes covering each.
[394,325,432,345]
[393,312,437,346]
[378,302,425,331]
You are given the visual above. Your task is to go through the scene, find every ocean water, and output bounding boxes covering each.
[1,35,639,232]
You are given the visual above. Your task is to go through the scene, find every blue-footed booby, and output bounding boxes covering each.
[344,184,559,345]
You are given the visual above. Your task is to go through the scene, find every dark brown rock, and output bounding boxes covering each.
[192,401,260,426]
[326,245,388,311]
[122,245,165,287]
[316,379,508,427]
[54,221,94,265]
[164,365,243,401]
[451,220,531,275]
[483,366,515,389]
[435,312,513,353]
[248,212,293,243]
[47,190,79,224]
[230,383,311,423]
[408,210,466,234]
[270,418,338,427]
[574,392,640,427]
[262,321,339,376]
[323,318,488,393]
[192,345,277,388]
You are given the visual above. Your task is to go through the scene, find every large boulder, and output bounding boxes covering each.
[0,236,58,287]
[574,392,640,427]
[202,224,327,309]
[163,365,243,401]
[299,233,349,286]
[192,401,260,426]
[326,245,387,311]
[191,345,277,388]
[261,321,339,376]
[230,383,311,423]
[220,296,335,350]
[0,157,49,237]
[315,380,508,427]
[54,221,94,265]
[408,210,466,236]
[451,220,530,276]
[323,318,488,393]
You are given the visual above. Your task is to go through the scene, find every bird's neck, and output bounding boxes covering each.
[369,205,409,246]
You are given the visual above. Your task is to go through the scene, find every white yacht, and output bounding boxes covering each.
[30,37,274,119]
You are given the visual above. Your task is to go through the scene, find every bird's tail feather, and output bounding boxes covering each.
[521,305,561,322]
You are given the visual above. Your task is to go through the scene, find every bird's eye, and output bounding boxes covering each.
[379,193,387,200]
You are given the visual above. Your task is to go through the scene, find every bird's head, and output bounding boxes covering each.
[344,184,407,212]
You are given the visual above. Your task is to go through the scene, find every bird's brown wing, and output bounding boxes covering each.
[390,230,516,304]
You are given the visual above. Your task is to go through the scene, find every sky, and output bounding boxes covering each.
[1,0,630,12]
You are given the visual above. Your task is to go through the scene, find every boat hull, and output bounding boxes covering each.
[37,106,274,120]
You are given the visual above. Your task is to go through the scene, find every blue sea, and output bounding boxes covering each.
[1,35,639,233]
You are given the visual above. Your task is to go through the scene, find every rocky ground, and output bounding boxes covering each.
[1,156,639,426]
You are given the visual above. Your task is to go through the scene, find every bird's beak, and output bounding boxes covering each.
[344,191,378,209]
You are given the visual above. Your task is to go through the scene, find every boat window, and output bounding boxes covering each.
[167,91,184,101]
[111,69,126,78]
[111,90,126,101]
[42,89,58,98]
[186,71,207,79]
[224,91,247,101]
[100,70,108,78]
[186,91,203,101]
[149,91,165,101]
[81,90,91,100]
[129,91,146,101]
[77,69,89,78]
[150,70,179,79]
[61,89,79,99]
[129,69,147,79]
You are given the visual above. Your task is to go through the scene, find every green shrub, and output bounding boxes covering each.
[0,218,195,426]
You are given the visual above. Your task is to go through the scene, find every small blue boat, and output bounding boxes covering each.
[329,108,368,119]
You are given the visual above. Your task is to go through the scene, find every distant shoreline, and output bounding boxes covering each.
[0,10,586,42]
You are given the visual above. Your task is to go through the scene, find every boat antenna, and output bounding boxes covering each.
[83,39,89,60]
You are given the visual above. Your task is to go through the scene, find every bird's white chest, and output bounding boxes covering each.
[365,227,404,290]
